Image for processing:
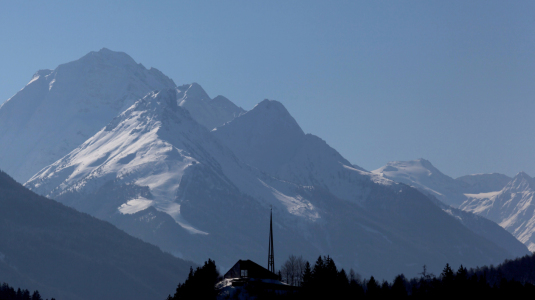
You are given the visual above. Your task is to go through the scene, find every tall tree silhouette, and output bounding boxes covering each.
[171,259,220,300]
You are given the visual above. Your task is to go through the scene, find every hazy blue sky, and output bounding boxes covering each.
[1,1,534,178]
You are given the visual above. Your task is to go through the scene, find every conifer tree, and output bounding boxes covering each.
[440,263,455,297]
[335,269,350,299]
[366,276,380,299]
[391,274,408,298]
[31,290,42,300]
[441,263,455,283]
[22,289,31,300]
[301,261,312,288]
[312,255,324,281]
[171,259,219,300]
[455,264,468,294]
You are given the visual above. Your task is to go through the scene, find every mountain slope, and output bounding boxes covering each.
[461,172,535,251]
[213,99,373,203]
[372,159,528,256]
[428,196,528,258]
[0,48,176,183]
[0,170,191,300]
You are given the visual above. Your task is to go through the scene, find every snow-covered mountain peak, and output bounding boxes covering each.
[125,89,185,117]
[234,99,305,136]
[254,98,285,109]
[78,47,138,67]
[374,158,444,178]
[0,49,177,183]
[143,88,178,108]
[177,83,211,103]
[417,158,438,171]
[212,99,305,175]
[373,159,468,206]
[461,171,535,251]
[251,99,301,125]
[505,172,535,192]
[175,83,244,130]
[209,95,245,118]
[211,95,233,105]
[55,48,176,92]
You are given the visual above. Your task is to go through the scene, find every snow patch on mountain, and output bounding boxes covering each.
[118,198,153,214]
[258,179,319,221]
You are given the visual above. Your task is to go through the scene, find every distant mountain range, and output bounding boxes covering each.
[0,170,191,300]
[372,159,511,207]
[0,49,529,284]
[462,172,535,251]
[373,159,535,251]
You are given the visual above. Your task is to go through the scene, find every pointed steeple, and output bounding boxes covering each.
[268,207,275,273]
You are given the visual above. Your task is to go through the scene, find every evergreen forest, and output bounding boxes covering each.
[168,253,535,299]
[0,283,53,300]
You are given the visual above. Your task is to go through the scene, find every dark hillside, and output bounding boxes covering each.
[0,170,191,300]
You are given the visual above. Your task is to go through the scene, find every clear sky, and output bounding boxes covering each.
[1,1,534,178]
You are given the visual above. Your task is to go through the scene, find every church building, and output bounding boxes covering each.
[216,208,298,298]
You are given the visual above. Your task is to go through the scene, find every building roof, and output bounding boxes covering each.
[224,259,279,280]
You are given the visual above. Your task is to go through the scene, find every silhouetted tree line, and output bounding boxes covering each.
[168,253,535,299]
[0,283,54,300]
[294,254,535,299]
[167,259,220,300]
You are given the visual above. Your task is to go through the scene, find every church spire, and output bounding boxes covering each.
[268,207,275,273]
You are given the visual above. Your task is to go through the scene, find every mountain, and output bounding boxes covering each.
[372,159,468,207]
[372,159,511,207]
[176,83,245,130]
[212,99,372,203]
[213,99,305,176]
[212,102,528,257]
[15,50,527,280]
[26,89,317,269]
[461,172,535,251]
[372,159,531,253]
[24,88,523,280]
[0,170,191,300]
[0,48,176,183]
